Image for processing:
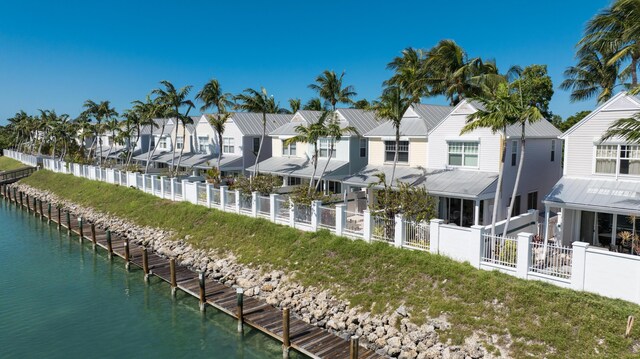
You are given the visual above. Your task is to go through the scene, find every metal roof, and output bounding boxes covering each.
[328,165,426,186]
[246,156,350,179]
[270,109,380,136]
[411,103,455,130]
[465,100,561,138]
[365,103,453,137]
[213,112,294,136]
[544,177,640,215]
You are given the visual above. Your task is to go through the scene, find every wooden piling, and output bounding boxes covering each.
[236,288,244,333]
[19,192,23,207]
[142,247,149,282]
[47,202,51,223]
[78,217,83,242]
[106,230,113,258]
[66,211,71,233]
[283,307,290,357]
[90,223,96,250]
[124,237,130,270]
[39,199,44,219]
[57,206,61,229]
[350,336,359,359]
[198,272,206,312]
[170,258,177,297]
[25,194,29,211]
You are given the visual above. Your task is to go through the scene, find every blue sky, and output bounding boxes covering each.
[0,0,610,124]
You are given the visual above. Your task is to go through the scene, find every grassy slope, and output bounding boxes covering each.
[0,156,27,171]
[20,170,640,358]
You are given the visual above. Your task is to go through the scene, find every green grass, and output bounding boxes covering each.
[20,170,640,358]
[0,156,27,171]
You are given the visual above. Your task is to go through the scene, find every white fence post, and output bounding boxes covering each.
[220,186,228,211]
[394,214,404,248]
[142,174,147,192]
[206,183,212,208]
[289,198,296,228]
[469,225,485,269]
[270,194,279,223]
[170,178,176,201]
[516,232,534,279]
[311,200,322,231]
[251,191,259,218]
[335,204,346,237]
[235,190,241,214]
[160,176,166,197]
[184,180,197,204]
[429,219,443,254]
[571,241,589,291]
[363,209,372,243]
[150,175,157,194]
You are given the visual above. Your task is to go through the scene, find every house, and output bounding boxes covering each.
[249,109,380,193]
[344,100,562,227]
[95,122,151,164]
[544,92,640,250]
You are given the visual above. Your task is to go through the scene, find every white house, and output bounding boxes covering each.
[343,101,562,228]
[250,109,380,193]
[544,92,640,251]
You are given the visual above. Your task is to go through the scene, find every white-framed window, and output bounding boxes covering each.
[287,176,302,186]
[107,136,114,146]
[595,144,640,175]
[511,141,517,166]
[319,138,336,158]
[384,141,409,162]
[176,137,184,150]
[158,137,167,149]
[359,138,367,157]
[222,137,234,154]
[198,136,208,153]
[282,140,297,156]
[253,137,260,153]
[448,141,478,167]
[551,140,556,162]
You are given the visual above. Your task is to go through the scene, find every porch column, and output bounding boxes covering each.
[282,176,288,187]
[474,200,480,225]
[543,206,550,244]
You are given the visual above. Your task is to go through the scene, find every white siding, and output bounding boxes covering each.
[409,138,428,168]
[368,138,385,165]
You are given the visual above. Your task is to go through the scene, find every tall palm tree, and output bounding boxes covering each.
[385,47,430,100]
[234,87,281,175]
[560,48,620,103]
[103,117,121,164]
[196,78,234,175]
[132,96,165,173]
[152,81,195,177]
[303,98,326,111]
[82,100,118,166]
[314,116,358,192]
[289,98,301,113]
[308,70,357,111]
[206,113,230,175]
[285,112,329,194]
[374,86,414,186]
[460,83,519,237]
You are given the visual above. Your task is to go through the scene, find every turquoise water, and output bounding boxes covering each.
[0,200,302,358]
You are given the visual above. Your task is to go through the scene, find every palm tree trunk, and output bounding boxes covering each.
[217,131,223,179]
[315,141,334,193]
[253,113,266,176]
[170,118,178,176]
[308,148,318,195]
[175,123,187,177]
[490,128,507,237]
[632,55,638,87]
[146,124,165,174]
[502,123,526,237]
[389,126,400,187]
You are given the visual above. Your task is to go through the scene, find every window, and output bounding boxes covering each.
[327,181,342,194]
[198,136,208,153]
[222,137,234,154]
[527,191,538,210]
[384,141,409,162]
[508,195,521,217]
[176,137,183,150]
[511,141,517,166]
[158,137,167,149]
[448,142,478,167]
[319,138,336,158]
[551,140,556,162]
[359,138,367,157]
[150,137,155,149]
[107,137,114,146]
[253,137,260,153]
[595,144,640,175]
[282,141,297,156]
[287,176,302,186]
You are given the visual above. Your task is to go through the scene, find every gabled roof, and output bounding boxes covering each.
[560,92,640,139]
[365,103,454,137]
[270,109,380,136]
[203,112,293,136]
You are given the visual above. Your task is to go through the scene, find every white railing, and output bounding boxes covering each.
[529,242,573,279]
[225,189,236,211]
[319,206,336,231]
[295,203,312,225]
[174,181,183,200]
[481,234,518,269]
[196,183,207,206]
[372,214,395,243]
[275,198,289,221]
[145,176,152,192]
[239,193,252,214]
[162,179,171,198]
[153,177,161,196]
[257,195,270,217]
[404,220,430,250]
[210,187,221,206]
[344,210,364,238]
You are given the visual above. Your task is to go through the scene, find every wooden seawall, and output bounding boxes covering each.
[0,184,383,359]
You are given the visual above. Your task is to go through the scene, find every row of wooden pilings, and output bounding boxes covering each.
[0,183,363,359]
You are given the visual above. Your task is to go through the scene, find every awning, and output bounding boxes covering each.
[133,151,243,170]
[544,177,640,215]
[328,165,425,187]
[247,156,350,179]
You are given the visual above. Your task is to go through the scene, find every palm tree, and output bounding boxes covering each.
[308,70,357,111]
[460,83,519,237]
[385,47,430,100]
[351,99,372,110]
[285,112,329,194]
[289,98,301,113]
[206,113,230,176]
[103,117,121,164]
[196,78,234,176]
[132,96,165,173]
[602,112,640,143]
[303,98,326,111]
[152,81,195,176]
[234,87,281,175]
[120,109,141,167]
[82,100,118,166]
[314,116,358,192]
[560,48,620,103]
[374,86,414,186]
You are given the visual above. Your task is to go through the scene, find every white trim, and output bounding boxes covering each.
[561,92,640,139]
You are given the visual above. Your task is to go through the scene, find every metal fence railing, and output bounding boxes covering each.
[481,234,518,269]
[295,204,312,225]
[210,187,221,206]
[372,214,395,244]
[344,210,364,238]
[529,241,573,279]
[319,206,336,231]
[162,178,171,198]
[145,176,152,192]
[239,193,252,214]
[258,195,270,217]
[275,198,289,222]
[197,183,207,206]
[225,190,237,211]
[404,220,430,251]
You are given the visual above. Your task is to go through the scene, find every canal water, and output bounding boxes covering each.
[0,200,303,358]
